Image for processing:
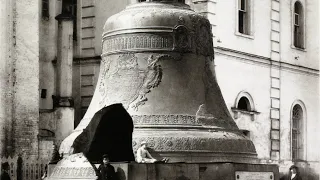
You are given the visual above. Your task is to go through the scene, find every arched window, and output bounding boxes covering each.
[237,97,251,111]
[291,104,305,161]
[293,1,304,48]
[232,91,259,121]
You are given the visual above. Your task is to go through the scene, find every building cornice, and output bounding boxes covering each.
[215,46,319,76]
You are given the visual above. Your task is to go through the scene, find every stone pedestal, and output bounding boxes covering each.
[46,153,279,180]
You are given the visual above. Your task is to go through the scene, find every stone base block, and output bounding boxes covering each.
[46,153,279,180]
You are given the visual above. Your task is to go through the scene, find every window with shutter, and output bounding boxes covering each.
[293,1,304,48]
[238,0,250,35]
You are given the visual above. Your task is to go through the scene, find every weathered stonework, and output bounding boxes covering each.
[0,0,40,158]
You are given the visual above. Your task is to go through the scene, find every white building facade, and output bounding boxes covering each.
[201,0,320,178]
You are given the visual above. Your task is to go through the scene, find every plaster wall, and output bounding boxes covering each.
[214,0,271,58]
[39,111,57,133]
[55,108,75,146]
[39,108,74,146]
[0,0,12,158]
[214,53,271,160]
[73,62,100,127]
[280,0,319,69]
[39,0,61,110]
[9,0,40,157]
[279,70,319,162]
[93,0,129,55]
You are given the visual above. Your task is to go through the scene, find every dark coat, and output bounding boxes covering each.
[290,174,302,180]
[97,163,116,180]
[285,174,302,180]
[1,171,11,180]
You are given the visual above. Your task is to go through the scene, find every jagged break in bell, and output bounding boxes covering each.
[60,0,257,163]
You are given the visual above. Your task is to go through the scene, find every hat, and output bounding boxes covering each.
[102,154,109,159]
[141,141,147,146]
[289,165,298,170]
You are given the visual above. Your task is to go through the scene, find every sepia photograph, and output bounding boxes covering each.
[0,0,319,180]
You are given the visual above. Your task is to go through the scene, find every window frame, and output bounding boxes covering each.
[231,91,259,121]
[237,96,251,111]
[235,0,254,39]
[290,100,307,162]
[291,0,306,50]
[42,0,50,20]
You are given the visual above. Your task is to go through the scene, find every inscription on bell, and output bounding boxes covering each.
[103,33,173,53]
[235,171,274,180]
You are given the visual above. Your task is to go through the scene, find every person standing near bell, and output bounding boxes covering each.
[288,165,302,180]
[97,155,116,180]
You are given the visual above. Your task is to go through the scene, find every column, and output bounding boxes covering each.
[55,13,75,146]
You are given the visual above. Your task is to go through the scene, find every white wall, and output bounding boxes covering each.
[213,1,319,177]
[280,70,319,161]
[215,0,271,58]
[280,0,319,69]
[215,52,271,159]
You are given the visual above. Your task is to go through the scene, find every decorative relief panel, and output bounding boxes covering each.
[129,54,169,111]
[98,57,111,99]
[132,114,238,129]
[103,33,174,54]
[50,167,96,178]
[102,22,214,57]
[98,53,144,108]
[132,115,196,125]
[173,25,191,51]
[102,24,213,56]
[132,136,256,154]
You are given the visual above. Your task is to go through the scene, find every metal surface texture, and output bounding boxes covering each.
[59,0,258,163]
[103,1,213,56]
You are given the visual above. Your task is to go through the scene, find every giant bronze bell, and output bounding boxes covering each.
[60,0,257,163]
